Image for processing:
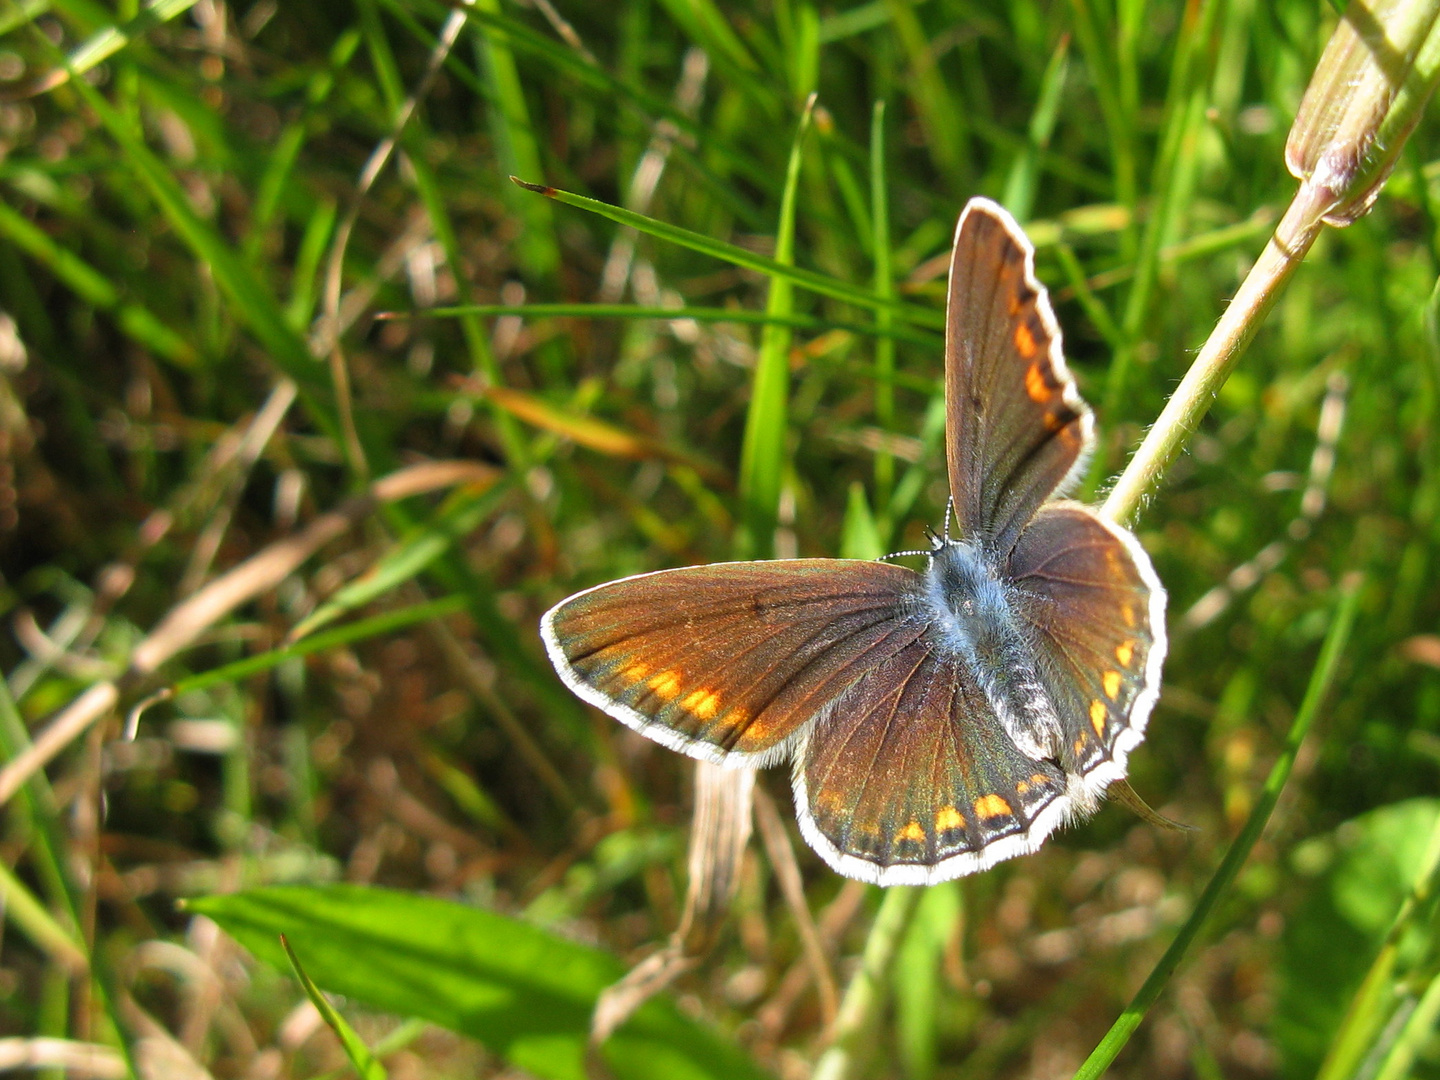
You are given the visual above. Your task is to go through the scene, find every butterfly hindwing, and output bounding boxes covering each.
[946,198,1094,551]
[795,635,1072,886]
[542,560,925,765]
[1007,502,1167,791]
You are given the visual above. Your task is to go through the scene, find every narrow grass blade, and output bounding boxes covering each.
[0,199,195,366]
[813,887,922,1080]
[510,178,944,328]
[894,881,962,1080]
[471,0,559,278]
[870,99,896,531]
[19,0,197,96]
[172,596,467,696]
[281,934,387,1080]
[290,483,504,642]
[737,94,813,556]
[1002,35,1070,223]
[60,58,333,408]
[1072,575,1363,1079]
[469,384,727,483]
[402,303,939,347]
[1317,805,1440,1080]
[885,0,968,187]
[0,859,87,975]
[1373,966,1440,1080]
[840,482,883,561]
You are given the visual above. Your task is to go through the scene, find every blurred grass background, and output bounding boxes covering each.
[1,0,1439,1077]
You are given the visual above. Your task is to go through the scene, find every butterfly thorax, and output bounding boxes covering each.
[920,540,1065,764]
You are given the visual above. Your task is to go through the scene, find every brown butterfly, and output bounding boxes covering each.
[542,198,1167,885]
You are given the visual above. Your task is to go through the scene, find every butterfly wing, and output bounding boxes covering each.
[542,560,927,766]
[946,198,1093,553]
[1007,502,1167,795]
[795,635,1073,885]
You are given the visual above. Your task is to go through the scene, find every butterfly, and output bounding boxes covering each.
[541,198,1167,885]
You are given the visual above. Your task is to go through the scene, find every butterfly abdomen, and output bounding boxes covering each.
[922,541,1064,761]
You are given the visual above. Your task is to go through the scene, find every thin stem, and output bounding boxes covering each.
[1101,181,1336,525]
[812,886,921,1080]
[1071,574,1363,1079]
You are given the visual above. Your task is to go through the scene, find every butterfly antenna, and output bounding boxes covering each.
[943,497,955,541]
[880,545,934,561]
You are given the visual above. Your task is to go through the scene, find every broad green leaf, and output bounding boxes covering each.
[187,885,770,1080]
[1276,799,1440,1079]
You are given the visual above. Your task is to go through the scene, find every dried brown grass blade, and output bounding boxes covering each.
[589,763,754,1047]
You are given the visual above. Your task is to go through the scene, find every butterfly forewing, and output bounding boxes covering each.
[1008,503,1166,788]
[542,560,925,765]
[795,636,1072,886]
[946,199,1093,552]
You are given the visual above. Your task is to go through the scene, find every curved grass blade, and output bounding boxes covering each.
[1072,574,1363,1080]
[281,934,387,1080]
[737,93,813,556]
[510,178,944,329]
[397,303,940,348]
[171,596,466,697]
[289,482,505,643]
[870,99,896,531]
[14,0,198,97]
[0,198,196,367]
[1316,805,1440,1080]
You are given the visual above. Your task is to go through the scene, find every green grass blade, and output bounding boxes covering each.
[403,303,940,348]
[0,198,196,366]
[172,596,467,696]
[1001,34,1070,223]
[31,0,197,91]
[736,94,814,557]
[282,935,388,1080]
[1317,806,1440,1080]
[1072,575,1364,1080]
[871,99,897,533]
[1373,966,1440,1080]
[509,178,943,328]
[0,857,87,976]
[290,483,505,642]
[471,0,559,278]
[59,54,334,409]
[884,0,969,187]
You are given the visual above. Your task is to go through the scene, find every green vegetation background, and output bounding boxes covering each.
[0,1,1438,1078]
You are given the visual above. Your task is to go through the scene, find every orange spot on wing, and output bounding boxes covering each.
[647,669,682,698]
[680,687,721,719]
[621,661,651,682]
[1121,603,1136,628]
[936,805,965,832]
[1102,670,1122,699]
[1023,358,1048,400]
[1090,699,1107,736]
[1015,780,1029,794]
[895,820,926,844]
[973,794,1012,819]
[1115,640,1135,666]
[1016,323,1040,361]
[1030,773,1051,788]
